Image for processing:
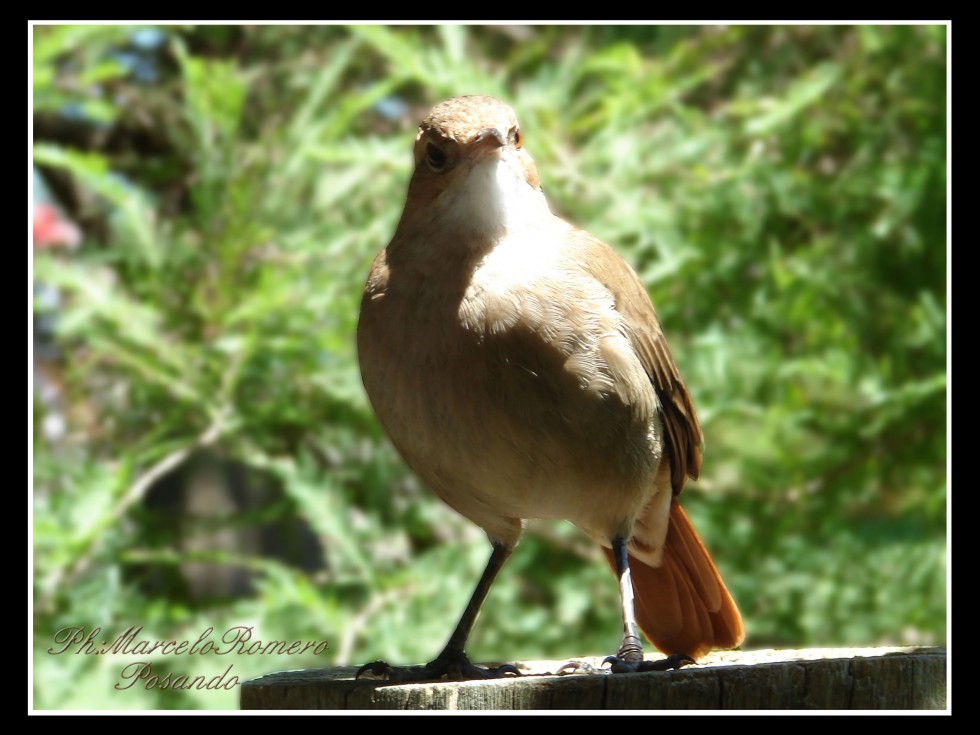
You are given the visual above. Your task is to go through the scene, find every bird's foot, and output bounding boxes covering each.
[603,652,696,673]
[556,652,695,675]
[355,650,521,683]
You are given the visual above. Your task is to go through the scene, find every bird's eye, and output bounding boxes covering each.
[426,143,448,172]
[513,128,523,149]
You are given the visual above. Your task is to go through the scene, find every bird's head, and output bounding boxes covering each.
[398,96,550,242]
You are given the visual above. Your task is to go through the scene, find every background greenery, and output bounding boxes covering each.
[31,24,948,710]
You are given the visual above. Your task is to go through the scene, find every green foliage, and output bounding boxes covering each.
[32,24,947,710]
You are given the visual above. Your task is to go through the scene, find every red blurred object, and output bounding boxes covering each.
[33,202,81,250]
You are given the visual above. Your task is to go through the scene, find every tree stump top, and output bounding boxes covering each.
[240,646,946,711]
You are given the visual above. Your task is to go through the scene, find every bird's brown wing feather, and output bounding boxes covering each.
[570,229,702,494]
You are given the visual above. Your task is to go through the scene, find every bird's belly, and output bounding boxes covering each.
[359,298,663,545]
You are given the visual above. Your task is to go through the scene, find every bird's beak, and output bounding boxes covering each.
[472,127,507,154]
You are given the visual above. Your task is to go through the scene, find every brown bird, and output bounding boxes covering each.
[356,95,743,681]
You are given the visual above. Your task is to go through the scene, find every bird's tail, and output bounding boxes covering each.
[602,502,744,659]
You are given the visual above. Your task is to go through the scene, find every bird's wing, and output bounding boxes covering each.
[570,228,703,495]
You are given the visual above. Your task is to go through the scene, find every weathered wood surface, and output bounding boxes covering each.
[240,646,946,710]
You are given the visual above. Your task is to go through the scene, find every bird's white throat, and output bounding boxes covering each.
[438,152,551,241]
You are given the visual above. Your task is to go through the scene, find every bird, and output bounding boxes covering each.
[355,95,744,681]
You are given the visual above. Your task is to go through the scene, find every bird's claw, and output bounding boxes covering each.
[556,660,600,675]
[557,652,695,676]
[602,652,696,673]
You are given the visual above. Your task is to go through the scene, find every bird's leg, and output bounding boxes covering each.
[356,542,521,682]
[602,536,695,673]
[558,536,695,674]
[612,535,645,665]
[560,537,695,675]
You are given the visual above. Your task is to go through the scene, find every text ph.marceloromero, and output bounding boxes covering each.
[47,625,330,691]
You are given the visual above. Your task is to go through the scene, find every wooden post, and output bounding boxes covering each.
[240,646,946,710]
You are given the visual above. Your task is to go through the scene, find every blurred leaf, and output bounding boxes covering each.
[745,61,843,135]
